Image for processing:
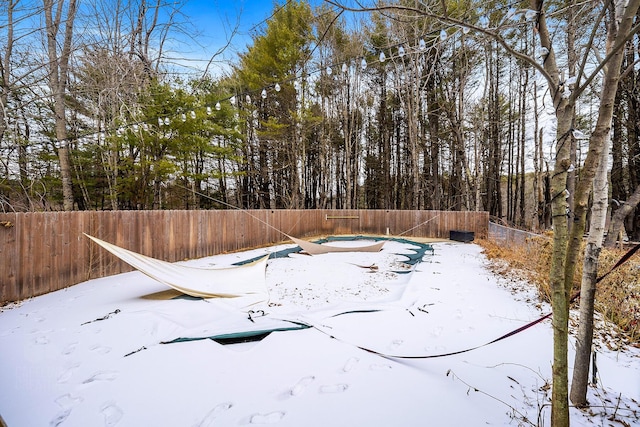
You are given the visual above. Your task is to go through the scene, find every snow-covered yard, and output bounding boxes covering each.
[1,238,638,426]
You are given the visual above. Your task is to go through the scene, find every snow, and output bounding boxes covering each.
[1,238,638,426]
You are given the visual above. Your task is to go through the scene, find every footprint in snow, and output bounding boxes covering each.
[55,393,84,410]
[61,342,78,355]
[290,376,315,396]
[342,357,359,373]
[49,409,71,427]
[431,326,444,337]
[35,335,49,345]
[89,344,112,355]
[249,411,285,424]
[319,384,349,394]
[82,370,118,384]
[369,363,392,371]
[57,363,80,384]
[100,401,123,426]
[195,402,233,427]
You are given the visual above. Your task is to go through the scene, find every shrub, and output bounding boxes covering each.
[478,236,639,345]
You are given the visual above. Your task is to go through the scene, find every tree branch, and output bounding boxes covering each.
[572,0,609,100]
[579,21,640,92]
[323,0,555,84]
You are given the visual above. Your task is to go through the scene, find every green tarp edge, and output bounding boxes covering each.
[234,235,434,266]
[162,324,312,345]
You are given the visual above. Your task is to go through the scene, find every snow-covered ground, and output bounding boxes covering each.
[1,238,638,426]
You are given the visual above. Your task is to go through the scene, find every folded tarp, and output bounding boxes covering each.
[286,235,385,255]
[84,234,269,299]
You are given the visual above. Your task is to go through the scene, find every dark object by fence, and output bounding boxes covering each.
[449,230,474,243]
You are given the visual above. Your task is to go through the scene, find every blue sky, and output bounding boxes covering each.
[171,0,274,73]
[174,0,329,75]
[183,0,275,47]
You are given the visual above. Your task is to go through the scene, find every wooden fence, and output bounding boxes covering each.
[0,209,488,303]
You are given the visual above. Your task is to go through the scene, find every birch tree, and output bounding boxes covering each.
[324,1,640,425]
[0,0,15,151]
[570,133,609,406]
[559,0,640,414]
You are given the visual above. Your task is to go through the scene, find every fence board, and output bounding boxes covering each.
[0,209,488,303]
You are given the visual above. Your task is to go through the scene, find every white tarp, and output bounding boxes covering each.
[84,234,269,299]
[286,235,385,255]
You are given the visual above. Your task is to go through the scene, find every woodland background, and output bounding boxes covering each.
[1,0,639,236]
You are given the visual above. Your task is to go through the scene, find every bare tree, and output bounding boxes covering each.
[43,0,78,211]
[561,0,640,410]
[0,0,15,149]
[604,183,640,247]
[323,1,640,425]
[570,131,609,406]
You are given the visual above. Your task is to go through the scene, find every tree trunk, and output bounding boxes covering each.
[548,103,574,427]
[611,89,627,212]
[604,183,640,247]
[532,79,544,230]
[565,1,578,218]
[0,0,14,156]
[44,0,78,211]
[518,61,528,226]
[343,77,353,209]
[559,0,640,422]
[570,134,609,406]
[531,1,575,425]
[532,0,640,424]
[426,78,441,210]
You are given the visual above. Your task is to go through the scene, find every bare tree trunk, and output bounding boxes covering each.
[531,2,575,425]
[0,0,15,151]
[565,0,578,217]
[426,80,441,210]
[561,0,640,419]
[483,40,504,218]
[604,183,640,247]
[518,61,528,226]
[549,105,574,427]
[611,89,627,217]
[532,79,543,230]
[531,0,640,423]
[570,134,609,406]
[507,60,515,222]
[44,0,78,211]
[406,62,421,209]
[342,75,353,209]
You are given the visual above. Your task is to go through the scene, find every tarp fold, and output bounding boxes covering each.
[85,234,269,299]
